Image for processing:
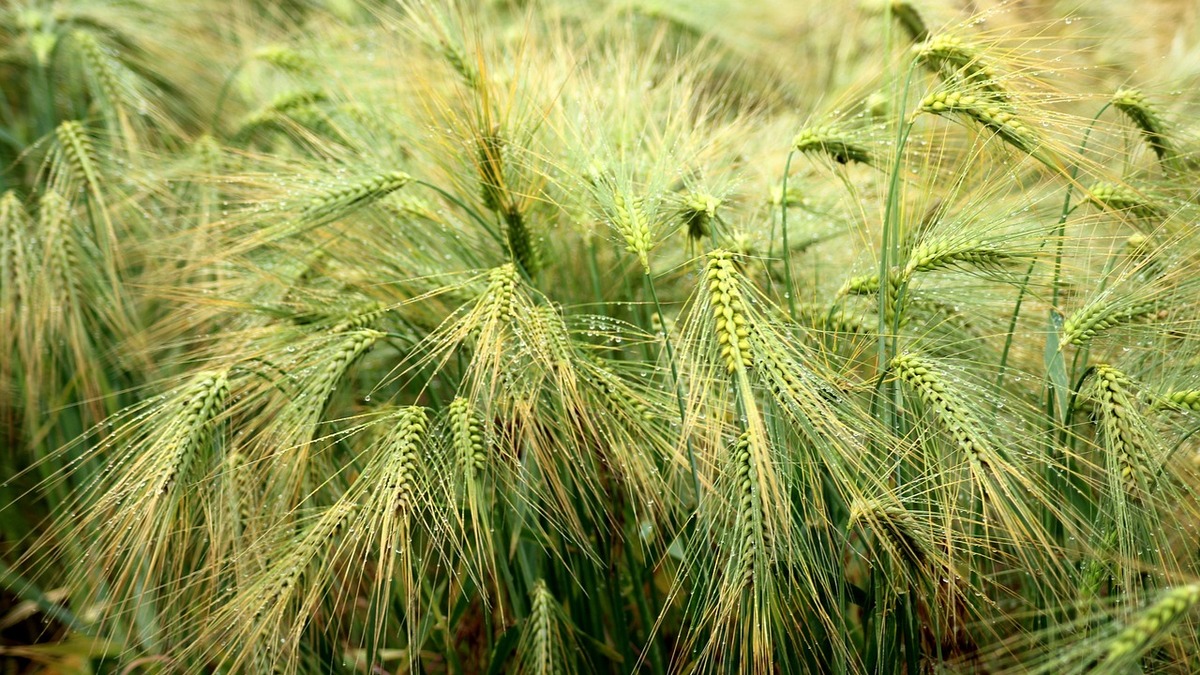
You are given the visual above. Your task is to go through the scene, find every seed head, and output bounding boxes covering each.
[706,250,753,373]
[792,124,873,165]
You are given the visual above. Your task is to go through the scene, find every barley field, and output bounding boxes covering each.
[3,0,1200,673]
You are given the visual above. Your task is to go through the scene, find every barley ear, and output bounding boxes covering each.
[298,171,413,229]
[1094,584,1200,674]
[891,1,929,42]
[793,124,873,165]
[1112,88,1172,162]
[515,580,575,675]
[1086,182,1161,220]
[706,249,753,373]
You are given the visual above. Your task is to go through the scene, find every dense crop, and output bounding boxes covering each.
[4,0,1200,673]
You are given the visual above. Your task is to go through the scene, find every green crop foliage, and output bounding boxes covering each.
[4,1,1200,673]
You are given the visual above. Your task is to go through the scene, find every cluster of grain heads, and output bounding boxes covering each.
[792,124,873,165]
[1111,88,1172,163]
[1093,584,1200,674]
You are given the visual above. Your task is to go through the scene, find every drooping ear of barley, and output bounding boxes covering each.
[38,192,84,309]
[848,498,975,658]
[237,89,329,135]
[792,124,873,165]
[1087,365,1153,500]
[1062,294,1163,347]
[891,1,929,42]
[903,236,1013,276]
[1086,182,1161,220]
[299,171,413,228]
[915,34,1003,94]
[891,352,992,471]
[1112,88,1172,162]
[253,45,315,74]
[439,38,480,89]
[259,328,383,503]
[157,370,231,495]
[918,91,1044,160]
[356,406,432,659]
[678,191,722,242]
[1081,364,1173,598]
[49,368,232,649]
[1094,584,1200,674]
[849,498,929,569]
[200,499,359,673]
[1153,390,1200,412]
[71,30,148,147]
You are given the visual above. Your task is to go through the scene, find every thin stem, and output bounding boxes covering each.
[643,270,702,513]
[780,150,797,320]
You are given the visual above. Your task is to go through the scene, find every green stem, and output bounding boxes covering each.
[643,270,702,513]
[780,150,797,320]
